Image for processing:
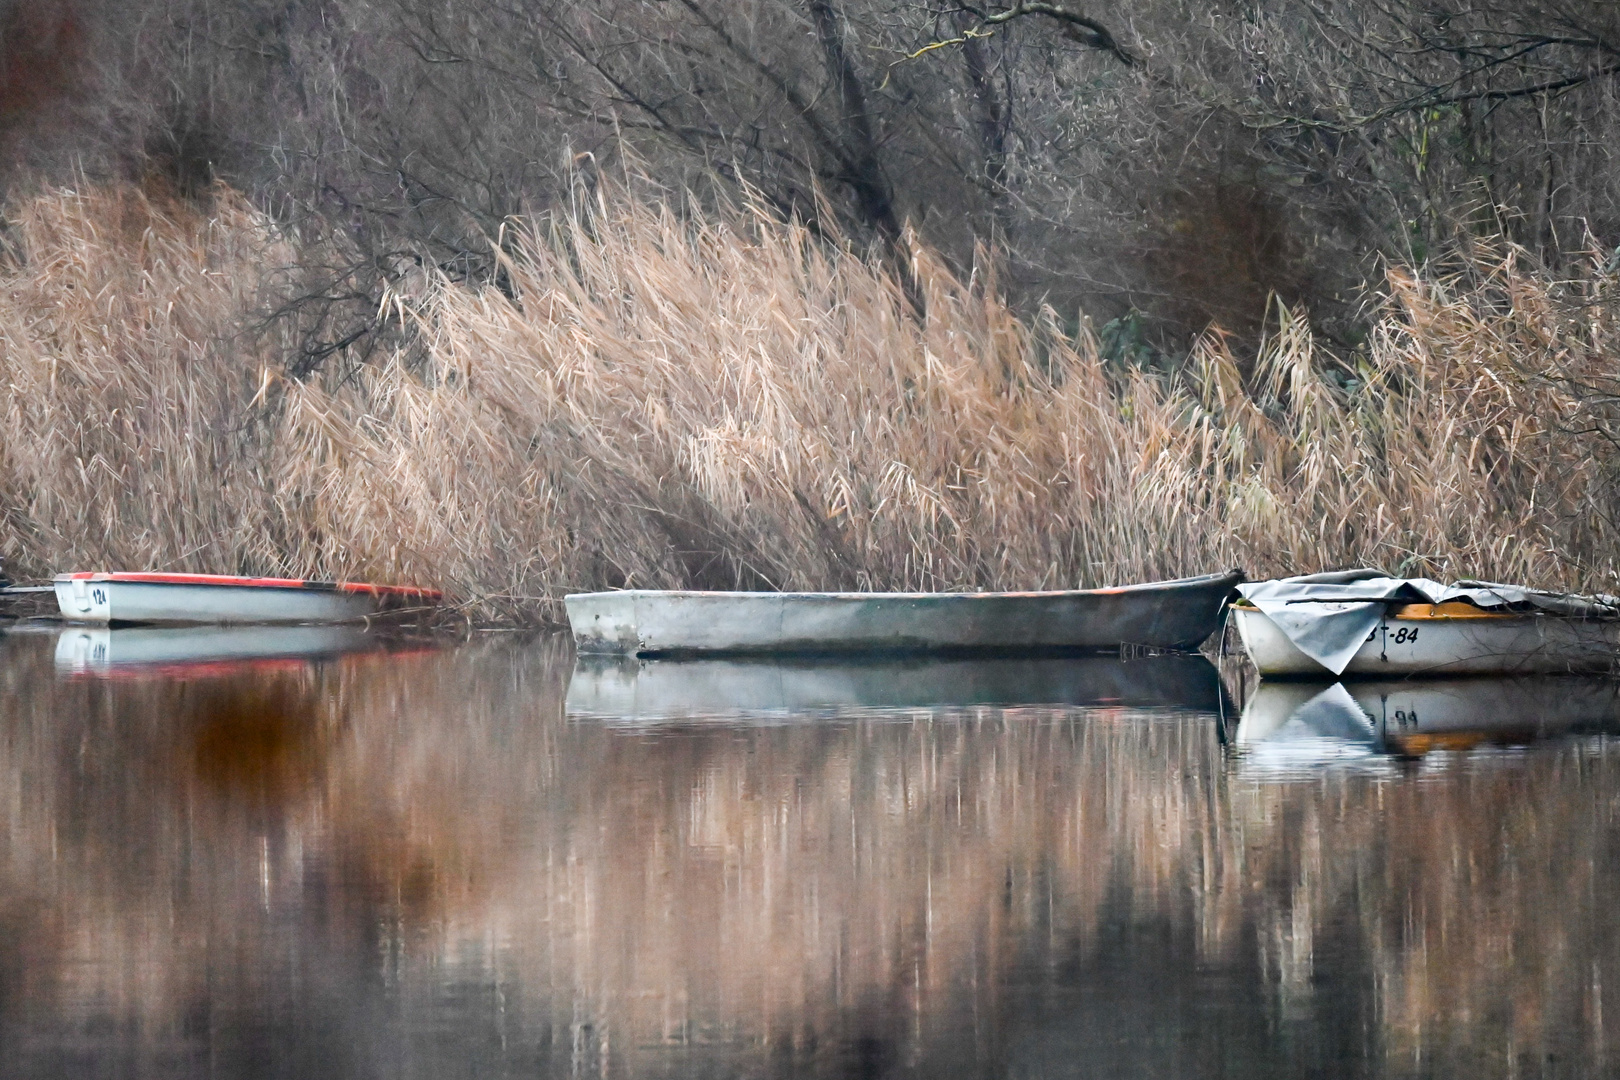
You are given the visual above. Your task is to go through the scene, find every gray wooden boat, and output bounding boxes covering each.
[564,569,1243,657]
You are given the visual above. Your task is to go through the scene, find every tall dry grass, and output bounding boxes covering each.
[2,180,1618,619]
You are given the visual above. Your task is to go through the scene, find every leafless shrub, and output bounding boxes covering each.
[3,1,1617,358]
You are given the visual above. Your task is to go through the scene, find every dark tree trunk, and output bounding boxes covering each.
[805,0,899,242]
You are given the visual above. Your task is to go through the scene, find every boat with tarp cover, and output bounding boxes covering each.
[1231,569,1620,677]
[53,572,441,625]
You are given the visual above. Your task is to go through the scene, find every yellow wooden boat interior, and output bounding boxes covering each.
[1229,598,1516,620]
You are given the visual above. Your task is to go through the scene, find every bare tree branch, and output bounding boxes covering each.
[972,3,1135,66]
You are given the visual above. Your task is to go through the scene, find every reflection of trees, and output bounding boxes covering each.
[0,633,1617,1074]
[1230,762,1620,1072]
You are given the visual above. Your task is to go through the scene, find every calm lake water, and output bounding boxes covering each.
[3,626,1620,1078]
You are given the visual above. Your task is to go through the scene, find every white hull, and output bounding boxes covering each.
[54,625,376,675]
[1232,604,1620,677]
[54,573,439,625]
[565,571,1242,657]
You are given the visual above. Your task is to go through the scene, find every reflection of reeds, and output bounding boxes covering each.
[1232,759,1620,1072]
[2,638,1618,1072]
[3,183,1619,621]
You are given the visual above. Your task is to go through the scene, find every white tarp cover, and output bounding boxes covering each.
[1236,569,1620,676]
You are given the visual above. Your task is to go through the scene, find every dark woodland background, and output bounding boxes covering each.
[6,0,1619,365]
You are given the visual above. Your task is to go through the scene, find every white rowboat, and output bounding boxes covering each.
[1232,600,1620,677]
[565,570,1243,657]
[54,572,442,625]
[1232,571,1620,678]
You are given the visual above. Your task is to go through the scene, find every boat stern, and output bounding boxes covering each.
[565,591,646,653]
[54,575,112,623]
[1231,602,1332,676]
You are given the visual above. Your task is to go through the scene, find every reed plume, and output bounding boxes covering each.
[2,180,1617,620]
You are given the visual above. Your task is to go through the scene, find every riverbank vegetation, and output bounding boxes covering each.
[4,2,1620,619]
[3,179,1618,621]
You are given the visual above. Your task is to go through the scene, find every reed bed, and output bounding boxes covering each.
[2,181,1617,620]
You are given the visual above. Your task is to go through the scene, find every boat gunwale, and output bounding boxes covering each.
[564,569,1244,604]
[1229,597,1620,622]
[625,643,1201,661]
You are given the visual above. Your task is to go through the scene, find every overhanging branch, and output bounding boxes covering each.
[886,2,1136,81]
[978,2,1136,66]
[1252,59,1620,133]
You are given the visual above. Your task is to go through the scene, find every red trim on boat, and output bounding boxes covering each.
[54,571,442,601]
[69,656,319,680]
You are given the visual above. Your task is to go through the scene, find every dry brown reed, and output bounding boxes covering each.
[2,180,1618,620]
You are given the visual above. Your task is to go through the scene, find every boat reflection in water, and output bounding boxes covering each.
[1235,676,1620,770]
[53,624,422,678]
[8,630,1620,1075]
[566,653,1224,720]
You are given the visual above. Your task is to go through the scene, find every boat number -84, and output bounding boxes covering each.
[1365,626,1420,643]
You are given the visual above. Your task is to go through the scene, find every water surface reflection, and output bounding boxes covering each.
[566,652,1221,719]
[1236,676,1620,770]
[1,630,1618,1077]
